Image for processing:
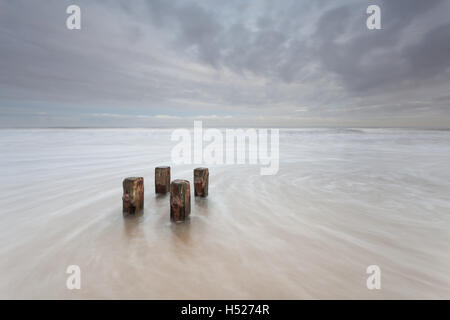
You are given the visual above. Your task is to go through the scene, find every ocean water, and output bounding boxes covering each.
[0,128,449,299]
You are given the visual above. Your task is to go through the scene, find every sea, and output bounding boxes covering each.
[0,128,449,298]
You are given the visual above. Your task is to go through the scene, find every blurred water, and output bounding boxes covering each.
[0,128,449,299]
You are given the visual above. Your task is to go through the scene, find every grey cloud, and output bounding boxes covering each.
[0,0,449,128]
[404,23,450,80]
[312,0,450,93]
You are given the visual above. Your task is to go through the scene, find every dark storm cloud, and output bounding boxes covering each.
[0,0,449,127]
[404,23,450,80]
[311,0,450,93]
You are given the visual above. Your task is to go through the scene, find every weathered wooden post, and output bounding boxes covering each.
[170,179,191,222]
[194,167,209,197]
[155,166,170,193]
[122,177,144,214]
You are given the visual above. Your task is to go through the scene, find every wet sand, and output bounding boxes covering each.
[0,128,449,299]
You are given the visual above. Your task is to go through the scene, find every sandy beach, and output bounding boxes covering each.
[0,128,449,299]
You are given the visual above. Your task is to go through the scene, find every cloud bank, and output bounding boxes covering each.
[0,0,449,127]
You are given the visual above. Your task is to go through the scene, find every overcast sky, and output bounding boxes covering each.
[1,0,449,128]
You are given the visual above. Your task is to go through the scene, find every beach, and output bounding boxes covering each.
[0,128,449,299]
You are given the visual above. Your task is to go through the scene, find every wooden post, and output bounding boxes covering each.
[170,179,191,222]
[155,166,170,193]
[194,168,209,197]
[122,177,144,214]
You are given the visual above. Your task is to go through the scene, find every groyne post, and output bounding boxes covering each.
[194,168,209,197]
[155,166,170,194]
[122,177,144,214]
[170,179,191,222]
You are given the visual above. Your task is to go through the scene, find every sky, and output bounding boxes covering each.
[0,0,449,128]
